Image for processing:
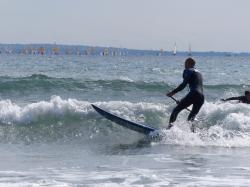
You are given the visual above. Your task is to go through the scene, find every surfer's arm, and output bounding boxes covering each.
[221,96,244,102]
[171,70,191,95]
[172,80,188,94]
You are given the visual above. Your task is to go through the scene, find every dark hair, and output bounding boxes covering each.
[185,58,196,67]
[245,91,250,95]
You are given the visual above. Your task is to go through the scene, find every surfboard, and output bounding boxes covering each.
[92,104,157,135]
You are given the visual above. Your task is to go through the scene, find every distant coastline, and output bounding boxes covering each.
[0,43,249,57]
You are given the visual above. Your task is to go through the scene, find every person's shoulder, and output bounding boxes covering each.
[183,68,193,78]
[184,68,195,75]
[193,68,202,76]
[184,68,194,72]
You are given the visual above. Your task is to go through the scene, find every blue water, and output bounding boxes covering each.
[0,54,250,186]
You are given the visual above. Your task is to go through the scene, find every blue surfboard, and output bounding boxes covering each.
[92,104,157,135]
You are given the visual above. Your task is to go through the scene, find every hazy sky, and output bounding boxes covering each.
[0,0,249,52]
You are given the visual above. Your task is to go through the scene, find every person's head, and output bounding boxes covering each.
[185,58,196,69]
[245,90,250,101]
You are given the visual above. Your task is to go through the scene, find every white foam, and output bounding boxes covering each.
[95,100,168,122]
[0,96,91,125]
[0,97,250,147]
[156,101,250,147]
[118,76,134,82]
[0,97,168,126]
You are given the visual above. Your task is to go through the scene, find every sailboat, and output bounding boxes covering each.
[173,42,177,56]
[188,44,192,56]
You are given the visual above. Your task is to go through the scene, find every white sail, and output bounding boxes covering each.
[188,44,192,56]
[173,43,177,55]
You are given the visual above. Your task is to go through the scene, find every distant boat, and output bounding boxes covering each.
[173,43,177,56]
[188,44,192,56]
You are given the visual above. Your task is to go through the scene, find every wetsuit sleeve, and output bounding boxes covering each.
[172,70,192,94]
[224,96,245,101]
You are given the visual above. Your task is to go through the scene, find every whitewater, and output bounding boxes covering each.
[0,54,250,186]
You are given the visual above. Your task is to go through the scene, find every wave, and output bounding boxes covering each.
[0,74,248,94]
[0,96,167,144]
[0,96,250,147]
[0,74,86,93]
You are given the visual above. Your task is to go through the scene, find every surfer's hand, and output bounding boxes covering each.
[167,91,174,97]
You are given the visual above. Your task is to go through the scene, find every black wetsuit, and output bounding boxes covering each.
[169,68,204,124]
[224,96,250,104]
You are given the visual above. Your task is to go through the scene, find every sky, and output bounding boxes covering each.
[0,0,249,52]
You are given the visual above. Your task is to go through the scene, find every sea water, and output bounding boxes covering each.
[0,54,250,186]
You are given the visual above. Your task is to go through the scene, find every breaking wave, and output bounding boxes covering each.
[0,96,249,147]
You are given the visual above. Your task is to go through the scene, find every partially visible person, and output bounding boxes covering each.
[221,91,250,104]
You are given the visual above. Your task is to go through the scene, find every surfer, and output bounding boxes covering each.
[166,58,204,129]
[221,91,250,104]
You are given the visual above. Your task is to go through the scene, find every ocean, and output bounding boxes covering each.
[0,54,250,186]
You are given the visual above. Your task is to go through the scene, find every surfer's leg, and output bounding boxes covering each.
[188,94,204,121]
[168,94,193,128]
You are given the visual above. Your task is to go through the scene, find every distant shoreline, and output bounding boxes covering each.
[0,43,249,56]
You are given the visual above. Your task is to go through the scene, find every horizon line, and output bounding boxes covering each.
[0,42,249,54]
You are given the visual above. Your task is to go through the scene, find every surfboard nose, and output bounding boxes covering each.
[91,104,156,135]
